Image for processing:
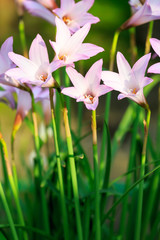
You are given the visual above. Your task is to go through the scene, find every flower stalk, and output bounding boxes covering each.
[134,106,151,240]
[49,87,69,240]
[63,104,83,240]
[92,110,101,240]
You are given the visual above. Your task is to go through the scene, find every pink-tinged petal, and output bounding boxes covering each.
[61,23,91,55]
[17,90,31,120]
[55,17,71,48]
[71,0,94,17]
[85,97,99,110]
[0,37,13,62]
[68,53,89,64]
[85,59,102,89]
[53,8,64,18]
[117,93,127,100]
[132,53,151,82]
[60,0,74,11]
[29,34,49,66]
[49,41,60,55]
[76,13,99,26]
[120,3,152,29]
[77,43,104,58]
[101,71,123,92]
[0,73,21,87]
[66,67,86,93]
[150,38,160,57]
[8,52,38,78]
[148,62,160,74]
[61,86,80,99]
[140,77,153,88]
[5,68,28,82]
[49,60,62,72]
[23,1,55,25]
[96,85,112,97]
[117,52,132,82]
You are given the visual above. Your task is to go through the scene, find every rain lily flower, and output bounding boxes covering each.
[23,0,56,25]
[148,38,160,74]
[53,0,99,33]
[0,37,21,87]
[6,34,61,87]
[50,17,104,67]
[101,52,153,108]
[0,84,16,109]
[24,0,99,33]
[120,0,160,30]
[62,59,112,110]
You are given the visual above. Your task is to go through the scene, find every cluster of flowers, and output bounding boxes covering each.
[1,0,160,128]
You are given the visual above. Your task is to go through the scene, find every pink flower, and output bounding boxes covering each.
[23,0,99,33]
[62,59,112,110]
[148,38,160,74]
[23,0,56,25]
[0,85,16,109]
[120,0,160,30]
[0,37,20,87]
[101,52,153,107]
[50,17,103,67]
[53,0,99,33]
[6,34,61,87]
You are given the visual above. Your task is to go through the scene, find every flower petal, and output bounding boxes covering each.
[29,34,49,66]
[76,13,99,26]
[77,43,104,58]
[148,62,160,74]
[8,52,38,78]
[150,38,160,57]
[66,67,86,94]
[140,77,153,88]
[85,59,102,90]
[85,97,98,110]
[61,86,80,99]
[23,1,55,25]
[132,53,151,82]
[117,52,132,82]
[101,71,122,92]
[96,85,112,97]
[55,17,71,49]
[71,0,95,17]
[60,0,74,11]
[61,23,91,56]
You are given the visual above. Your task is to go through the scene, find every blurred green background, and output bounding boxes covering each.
[0,0,159,180]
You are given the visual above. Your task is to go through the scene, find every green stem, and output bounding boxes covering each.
[92,110,101,240]
[0,182,19,240]
[129,27,138,64]
[119,106,140,238]
[30,91,50,234]
[134,107,151,240]
[145,21,154,55]
[100,29,120,186]
[63,105,83,240]
[49,88,69,240]
[0,132,28,240]
[18,16,28,58]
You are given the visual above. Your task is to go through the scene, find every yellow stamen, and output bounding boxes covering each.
[39,74,48,82]
[62,16,72,25]
[132,88,137,94]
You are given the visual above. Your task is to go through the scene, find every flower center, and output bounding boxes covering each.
[84,94,94,104]
[39,73,48,82]
[129,88,137,94]
[62,16,72,26]
[58,54,68,62]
